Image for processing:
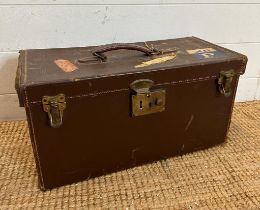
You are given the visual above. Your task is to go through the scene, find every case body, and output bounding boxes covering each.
[16,37,247,190]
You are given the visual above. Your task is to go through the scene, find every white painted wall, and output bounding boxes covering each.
[0,0,259,120]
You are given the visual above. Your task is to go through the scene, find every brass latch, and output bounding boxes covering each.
[130,79,166,117]
[42,94,66,128]
[218,70,235,97]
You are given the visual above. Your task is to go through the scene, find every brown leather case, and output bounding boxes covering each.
[15,37,247,190]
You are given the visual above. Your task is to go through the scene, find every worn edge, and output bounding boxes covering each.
[15,51,25,107]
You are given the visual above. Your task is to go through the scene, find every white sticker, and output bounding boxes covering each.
[187,48,216,55]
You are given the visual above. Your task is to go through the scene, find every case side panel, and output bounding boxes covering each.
[24,87,47,191]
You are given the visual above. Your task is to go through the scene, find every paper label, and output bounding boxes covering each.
[54,59,78,73]
[187,48,216,54]
[187,48,225,59]
[135,54,176,68]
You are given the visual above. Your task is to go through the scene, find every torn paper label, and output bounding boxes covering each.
[187,48,225,59]
[135,54,176,68]
[187,48,216,54]
[54,59,78,73]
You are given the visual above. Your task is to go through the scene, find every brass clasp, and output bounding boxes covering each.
[130,79,166,117]
[218,70,235,97]
[42,94,66,128]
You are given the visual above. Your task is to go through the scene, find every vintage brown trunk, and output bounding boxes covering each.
[16,37,247,190]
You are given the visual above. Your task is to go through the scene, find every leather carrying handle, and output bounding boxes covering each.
[92,43,162,61]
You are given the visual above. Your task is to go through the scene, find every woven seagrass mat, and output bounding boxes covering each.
[0,101,260,209]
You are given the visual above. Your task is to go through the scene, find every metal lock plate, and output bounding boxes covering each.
[42,94,66,128]
[130,79,166,117]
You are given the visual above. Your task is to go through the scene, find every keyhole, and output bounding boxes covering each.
[139,100,143,109]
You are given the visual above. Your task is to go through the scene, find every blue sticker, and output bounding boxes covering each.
[187,48,225,59]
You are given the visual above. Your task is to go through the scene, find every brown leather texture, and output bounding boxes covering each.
[15,37,247,190]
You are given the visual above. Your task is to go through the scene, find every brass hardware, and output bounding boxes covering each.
[130,79,166,117]
[42,94,66,128]
[218,70,235,97]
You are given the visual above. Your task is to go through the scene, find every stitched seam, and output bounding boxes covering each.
[68,88,129,99]
[28,75,217,105]
[28,67,243,87]
[157,75,217,86]
[25,88,45,189]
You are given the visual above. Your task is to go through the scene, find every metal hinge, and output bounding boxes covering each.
[130,79,166,117]
[218,70,235,97]
[42,94,66,128]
